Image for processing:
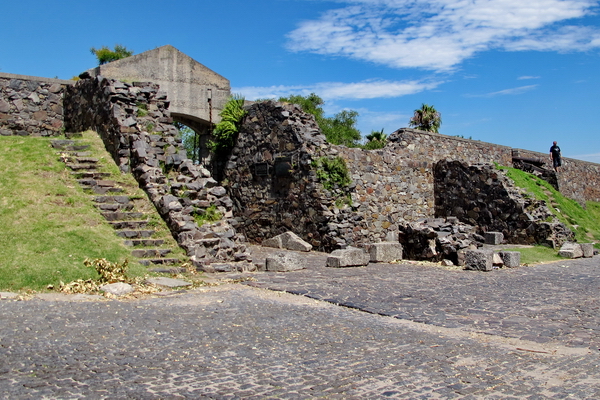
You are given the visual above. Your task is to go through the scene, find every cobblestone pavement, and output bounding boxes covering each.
[0,250,599,399]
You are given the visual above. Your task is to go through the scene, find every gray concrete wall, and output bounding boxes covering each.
[86,45,230,127]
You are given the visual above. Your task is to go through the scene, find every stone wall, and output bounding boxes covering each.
[390,128,600,204]
[64,76,249,267]
[219,101,339,251]
[0,72,73,137]
[434,160,573,247]
[387,128,513,166]
[335,147,434,243]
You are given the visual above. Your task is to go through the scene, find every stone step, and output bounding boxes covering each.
[139,258,181,266]
[92,195,132,205]
[123,239,165,247]
[101,211,144,221]
[66,163,98,171]
[116,230,155,239]
[131,248,172,258]
[109,220,149,230]
[51,140,90,151]
[78,179,117,187]
[72,171,111,179]
[94,203,134,212]
[75,157,98,164]
[85,186,124,195]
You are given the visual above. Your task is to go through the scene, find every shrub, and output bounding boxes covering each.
[209,95,247,153]
[312,156,352,190]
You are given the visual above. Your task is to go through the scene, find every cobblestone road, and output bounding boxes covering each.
[1,249,600,399]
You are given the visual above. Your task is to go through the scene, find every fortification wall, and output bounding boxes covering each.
[389,128,600,204]
[0,72,73,137]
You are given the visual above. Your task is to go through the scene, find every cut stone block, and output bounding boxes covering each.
[492,253,503,266]
[498,251,521,268]
[485,232,504,245]
[580,243,594,258]
[265,252,305,272]
[368,242,403,263]
[326,247,370,268]
[100,282,134,296]
[262,231,312,252]
[558,242,583,259]
[464,250,494,271]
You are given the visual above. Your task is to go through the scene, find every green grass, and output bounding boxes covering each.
[500,166,600,246]
[0,133,181,292]
[503,246,565,265]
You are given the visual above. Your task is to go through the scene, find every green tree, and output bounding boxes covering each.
[363,128,387,150]
[278,93,361,147]
[408,103,442,133]
[90,44,134,65]
[174,122,197,161]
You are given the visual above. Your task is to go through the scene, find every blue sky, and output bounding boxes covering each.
[2,0,599,162]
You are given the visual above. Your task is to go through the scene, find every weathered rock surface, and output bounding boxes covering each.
[367,242,403,263]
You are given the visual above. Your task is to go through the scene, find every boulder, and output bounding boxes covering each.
[558,242,583,259]
[367,242,403,263]
[263,231,312,252]
[464,250,494,271]
[100,282,134,296]
[580,243,594,258]
[265,252,305,272]
[498,251,521,268]
[327,247,370,268]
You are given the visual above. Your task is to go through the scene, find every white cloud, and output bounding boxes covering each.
[287,0,600,71]
[465,84,539,97]
[233,78,442,101]
[518,76,541,80]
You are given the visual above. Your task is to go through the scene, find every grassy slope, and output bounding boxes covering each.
[0,133,176,292]
[499,166,600,264]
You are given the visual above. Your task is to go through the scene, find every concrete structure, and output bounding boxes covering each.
[86,45,231,163]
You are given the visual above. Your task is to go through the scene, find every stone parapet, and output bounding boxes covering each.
[0,72,73,137]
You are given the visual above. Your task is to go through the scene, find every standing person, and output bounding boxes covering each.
[549,141,562,172]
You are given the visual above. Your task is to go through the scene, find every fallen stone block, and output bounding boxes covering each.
[580,243,594,258]
[265,252,305,272]
[485,232,504,245]
[368,242,403,263]
[492,253,504,266]
[558,242,583,259]
[262,231,312,252]
[327,247,370,268]
[498,251,521,268]
[464,250,494,271]
[100,282,134,296]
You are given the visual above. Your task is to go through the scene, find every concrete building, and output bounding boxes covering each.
[86,45,231,163]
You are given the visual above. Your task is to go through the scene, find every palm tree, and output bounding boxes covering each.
[408,104,442,133]
[364,128,387,149]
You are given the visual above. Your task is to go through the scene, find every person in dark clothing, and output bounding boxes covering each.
[549,141,562,172]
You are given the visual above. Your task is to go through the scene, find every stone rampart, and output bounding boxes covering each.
[390,128,600,204]
[0,72,73,137]
[387,128,513,166]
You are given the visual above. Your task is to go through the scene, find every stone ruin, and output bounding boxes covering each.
[0,71,588,270]
[216,100,575,266]
[64,75,252,271]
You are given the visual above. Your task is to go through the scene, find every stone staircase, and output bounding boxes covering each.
[51,139,183,267]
